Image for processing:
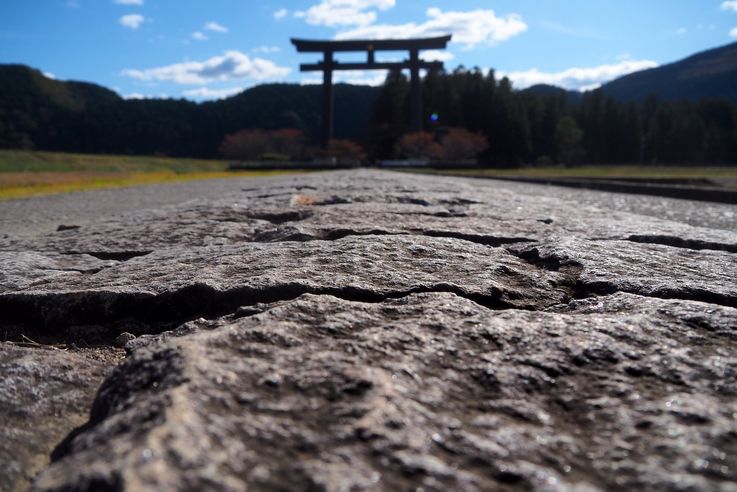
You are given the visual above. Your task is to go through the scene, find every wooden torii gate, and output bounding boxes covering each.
[291,35,452,148]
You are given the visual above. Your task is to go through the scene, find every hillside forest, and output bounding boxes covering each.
[1,64,736,166]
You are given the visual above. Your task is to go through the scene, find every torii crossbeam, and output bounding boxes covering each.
[291,35,452,148]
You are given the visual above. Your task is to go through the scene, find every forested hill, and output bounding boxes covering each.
[0,64,380,157]
[601,41,737,104]
[2,37,737,165]
[522,84,582,104]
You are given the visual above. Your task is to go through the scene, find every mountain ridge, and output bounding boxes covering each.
[600,40,737,103]
[0,64,381,156]
[1,40,736,164]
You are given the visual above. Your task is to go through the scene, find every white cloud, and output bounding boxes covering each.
[119,14,145,29]
[499,59,659,92]
[731,26,737,37]
[722,1,737,12]
[115,0,143,5]
[422,49,454,62]
[578,83,603,92]
[274,8,288,20]
[124,92,169,99]
[43,71,56,79]
[182,87,244,100]
[676,27,687,35]
[192,31,208,41]
[301,69,388,86]
[335,7,527,49]
[204,21,228,33]
[296,0,395,27]
[254,45,281,54]
[122,51,291,85]
[337,70,388,86]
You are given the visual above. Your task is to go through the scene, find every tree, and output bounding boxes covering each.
[368,70,409,159]
[555,117,584,165]
[6,63,737,166]
[439,127,489,161]
[219,129,269,160]
[398,132,442,159]
[269,128,308,159]
[324,139,365,161]
[219,128,309,160]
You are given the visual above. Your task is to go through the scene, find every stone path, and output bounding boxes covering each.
[1,170,736,491]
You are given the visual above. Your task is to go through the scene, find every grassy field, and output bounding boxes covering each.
[2,150,736,200]
[0,150,299,200]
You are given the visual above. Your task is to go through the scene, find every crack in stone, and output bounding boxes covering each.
[423,230,536,248]
[395,196,432,206]
[64,251,153,262]
[397,211,469,218]
[251,229,535,249]
[245,210,314,224]
[508,246,737,309]
[316,196,354,205]
[626,235,737,254]
[573,281,737,309]
[56,225,81,232]
[38,267,105,275]
[0,283,526,346]
[322,229,398,241]
[439,198,483,206]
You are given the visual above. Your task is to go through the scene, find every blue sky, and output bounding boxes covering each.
[1,1,736,100]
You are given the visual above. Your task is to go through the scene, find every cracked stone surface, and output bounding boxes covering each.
[509,238,737,307]
[0,345,123,492]
[0,170,736,491]
[33,293,737,491]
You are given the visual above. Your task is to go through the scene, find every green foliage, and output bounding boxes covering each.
[555,117,584,165]
[368,66,737,165]
[0,65,380,158]
[2,58,737,166]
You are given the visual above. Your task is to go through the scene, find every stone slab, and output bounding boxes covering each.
[35,292,737,491]
[0,170,734,491]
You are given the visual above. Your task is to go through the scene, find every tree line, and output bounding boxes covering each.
[1,64,736,165]
[0,66,378,158]
[368,68,737,165]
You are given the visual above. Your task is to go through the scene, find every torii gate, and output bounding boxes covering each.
[291,35,452,148]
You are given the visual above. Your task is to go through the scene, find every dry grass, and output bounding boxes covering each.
[0,171,300,200]
[0,150,302,200]
[0,149,231,173]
